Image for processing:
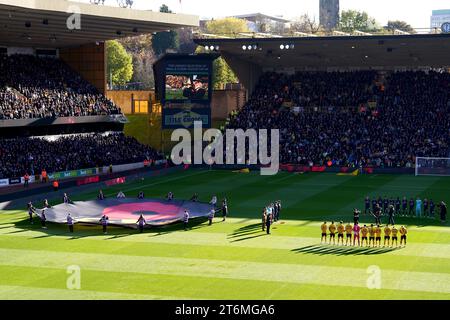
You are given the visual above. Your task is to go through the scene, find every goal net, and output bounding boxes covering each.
[415,157,450,176]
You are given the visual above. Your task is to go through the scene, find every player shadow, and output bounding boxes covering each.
[148,218,209,236]
[291,244,398,256]
[227,223,262,239]
[229,233,266,243]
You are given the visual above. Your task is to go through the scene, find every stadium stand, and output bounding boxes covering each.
[226,70,450,168]
[0,133,163,179]
[0,54,121,119]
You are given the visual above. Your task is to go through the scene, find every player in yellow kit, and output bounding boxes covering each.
[375,224,382,247]
[383,225,392,247]
[399,226,407,247]
[361,224,369,247]
[337,221,345,246]
[329,221,337,245]
[368,224,376,247]
[345,222,353,246]
[321,222,328,244]
[391,225,399,248]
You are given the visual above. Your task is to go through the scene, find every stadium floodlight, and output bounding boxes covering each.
[252,44,257,50]
[285,44,290,49]
[280,44,285,50]
[209,45,215,51]
[242,45,247,50]
[204,45,209,51]
[215,45,220,51]
[415,157,450,176]
[247,45,252,50]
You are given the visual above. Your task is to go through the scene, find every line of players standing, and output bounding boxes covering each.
[364,196,447,222]
[262,201,282,234]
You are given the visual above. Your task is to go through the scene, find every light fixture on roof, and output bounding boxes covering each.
[280,44,294,50]
[215,45,220,51]
[205,45,210,51]
[242,45,247,50]
[210,45,215,51]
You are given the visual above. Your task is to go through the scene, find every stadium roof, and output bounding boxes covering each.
[0,0,199,48]
[195,34,450,69]
[231,13,291,24]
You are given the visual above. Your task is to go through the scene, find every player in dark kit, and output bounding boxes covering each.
[402,197,408,216]
[423,198,429,217]
[387,204,395,225]
[265,211,272,234]
[430,199,435,218]
[377,196,383,210]
[395,197,401,214]
[364,196,370,215]
[383,197,389,215]
[409,198,415,216]
[371,198,377,214]
[373,204,381,225]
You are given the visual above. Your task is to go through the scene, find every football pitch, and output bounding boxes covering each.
[0,169,449,300]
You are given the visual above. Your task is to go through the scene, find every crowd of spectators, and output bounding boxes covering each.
[0,133,163,179]
[0,54,121,119]
[226,70,450,168]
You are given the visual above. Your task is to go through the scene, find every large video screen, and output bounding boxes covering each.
[154,54,215,105]
[165,74,209,101]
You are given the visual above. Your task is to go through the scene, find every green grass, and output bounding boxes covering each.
[0,169,449,300]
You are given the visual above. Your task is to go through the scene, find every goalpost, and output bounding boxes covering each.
[415,157,450,176]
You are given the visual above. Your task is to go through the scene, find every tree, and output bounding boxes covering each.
[338,10,381,33]
[205,17,250,36]
[119,34,156,89]
[384,20,416,34]
[212,57,238,90]
[152,5,179,55]
[291,14,322,34]
[106,40,133,86]
[201,17,248,88]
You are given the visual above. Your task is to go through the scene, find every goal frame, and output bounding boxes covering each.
[415,156,450,177]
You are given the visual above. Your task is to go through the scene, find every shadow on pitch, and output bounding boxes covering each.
[292,244,398,256]
[227,223,262,239]
[11,216,210,240]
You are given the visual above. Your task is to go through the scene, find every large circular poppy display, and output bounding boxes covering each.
[42,198,213,227]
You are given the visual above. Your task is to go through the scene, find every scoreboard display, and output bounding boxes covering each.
[154,54,218,129]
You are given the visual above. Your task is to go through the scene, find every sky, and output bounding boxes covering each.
[75,0,450,28]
